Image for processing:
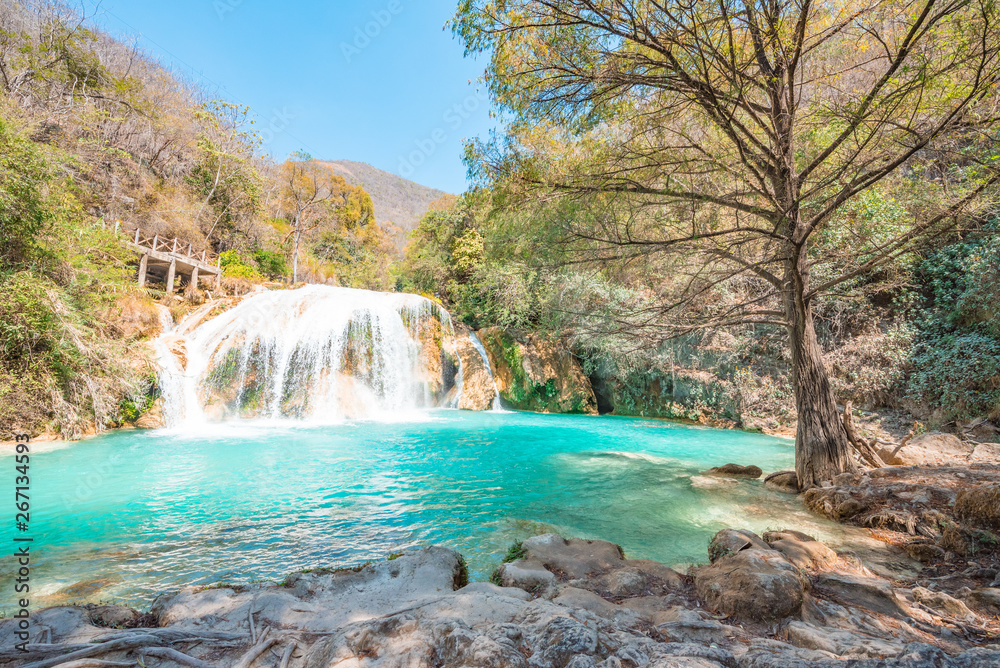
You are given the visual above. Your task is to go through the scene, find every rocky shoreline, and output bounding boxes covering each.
[3,525,998,668]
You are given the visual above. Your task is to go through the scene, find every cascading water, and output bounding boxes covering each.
[469,331,506,411]
[156,285,460,425]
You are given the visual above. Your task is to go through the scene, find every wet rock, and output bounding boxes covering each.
[955,484,1000,530]
[454,327,498,411]
[763,470,799,493]
[707,529,770,563]
[693,549,805,621]
[964,588,1000,615]
[477,327,598,414]
[763,531,838,571]
[134,397,165,430]
[785,620,904,659]
[813,572,911,618]
[704,463,763,479]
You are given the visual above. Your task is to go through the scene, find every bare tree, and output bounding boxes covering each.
[279,154,348,283]
[454,0,1000,488]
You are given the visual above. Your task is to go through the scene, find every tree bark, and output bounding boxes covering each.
[292,212,301,284]
[785,257,856,489]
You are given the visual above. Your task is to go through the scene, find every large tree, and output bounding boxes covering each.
[454,0,1000,488]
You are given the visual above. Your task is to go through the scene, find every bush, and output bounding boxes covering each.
[220,250,263,281]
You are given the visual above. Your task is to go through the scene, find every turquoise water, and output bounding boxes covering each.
[2,411,809,610]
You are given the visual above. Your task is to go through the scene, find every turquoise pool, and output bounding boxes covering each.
[2,411,812,610]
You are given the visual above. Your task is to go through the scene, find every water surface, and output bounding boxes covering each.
[1,411,828,611]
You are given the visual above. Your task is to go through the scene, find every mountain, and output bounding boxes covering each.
[321,160,450,235]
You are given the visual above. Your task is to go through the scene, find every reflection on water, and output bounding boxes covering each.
[0,411,849,611]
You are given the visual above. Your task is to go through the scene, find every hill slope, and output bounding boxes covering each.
[322,160,449,233]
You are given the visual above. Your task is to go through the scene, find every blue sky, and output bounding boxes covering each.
[88,0,492,194]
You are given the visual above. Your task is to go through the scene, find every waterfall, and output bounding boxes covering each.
[468,331,506,412]
[155,285,459,425]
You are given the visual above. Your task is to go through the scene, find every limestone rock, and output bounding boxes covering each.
[763,470,799,493]
[970,442,1000,464]
[964,588,1000,615]
[955,484,1000,530]
[813,572,911,618]
[763,531,838,571]
[904,541,946,563]
[86,604,142,628]
[494,559,557,591]
[134,396,165,430]
[911,586,977,620]
[891,432,974,466]
[704,463,763,479]
[785,620,904,659]
[454,327,498,411]
[520,533,626,579]
[477,327,598,414]
[707,528,770,563]
[692,548,805,621]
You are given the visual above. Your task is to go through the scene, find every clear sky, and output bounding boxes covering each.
[87,0,492,194]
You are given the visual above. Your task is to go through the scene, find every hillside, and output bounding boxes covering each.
[322,160,449,235]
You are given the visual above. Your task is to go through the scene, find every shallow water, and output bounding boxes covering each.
[1,411,838,611]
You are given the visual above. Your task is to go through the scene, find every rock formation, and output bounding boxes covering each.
[477,327,598,415]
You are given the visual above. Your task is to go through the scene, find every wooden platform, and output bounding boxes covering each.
[123,225,221,293]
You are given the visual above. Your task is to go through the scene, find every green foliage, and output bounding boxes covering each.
[253,249,287,279]
[904,232,1000,422]
[502,540,526,563]
[220,250,263,280]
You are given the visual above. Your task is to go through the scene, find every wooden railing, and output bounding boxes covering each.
[118,222,219,266]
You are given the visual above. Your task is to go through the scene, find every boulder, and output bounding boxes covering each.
[911,586,977,620]
[970,442,1000,464]
[493,560,557,591]
[813,572,910,618]
[891,432,974,466]
[704,463,763,479]
[785,620,904,659]
[477,328,598,414]
[707,529,770,563]
[763,470,799,493]
[904,541,946,564]
[955,484,1000,530]
[86,604,142,628]
[693,548,805,621]
[134,397,165,430]
[762,531,838,571]
[964,588,1000,615]
[518,533,626,579]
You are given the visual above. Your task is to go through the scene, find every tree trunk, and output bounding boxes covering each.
[292,213,300,284]
[785,258,855,490]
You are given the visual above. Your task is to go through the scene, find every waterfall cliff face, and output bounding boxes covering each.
[157,286,461,425]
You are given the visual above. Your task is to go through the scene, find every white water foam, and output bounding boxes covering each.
[155,285,460,427]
